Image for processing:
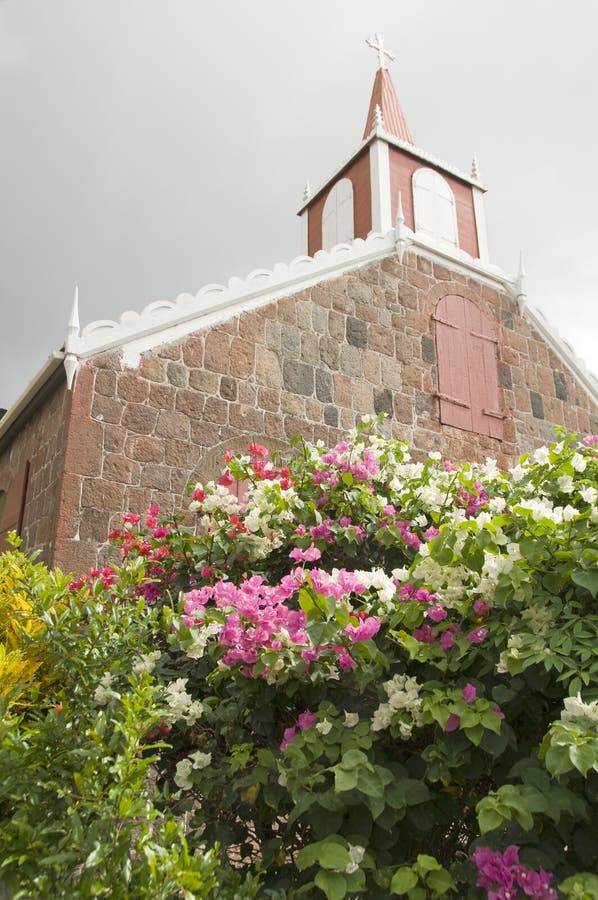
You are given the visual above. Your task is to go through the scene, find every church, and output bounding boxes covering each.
[0,35,596,572]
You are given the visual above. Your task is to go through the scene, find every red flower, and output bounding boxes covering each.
[218,470,234,487]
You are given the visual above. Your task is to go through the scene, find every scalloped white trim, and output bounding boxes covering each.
[62,229,596,408]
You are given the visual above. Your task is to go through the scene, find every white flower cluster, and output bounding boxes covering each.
[561,693,598,725]
[521,604,554,635]
[186,623,221,659]
[174,750,212,789]
[345,844,365,874]
[162,678,204,725]
[132,649,162,675]
[93,671,120,705]
[350,567,397,613]
[411,555,474,603]
[371,674,424,738]
[516,498,578,524]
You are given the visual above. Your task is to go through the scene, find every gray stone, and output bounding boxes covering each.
[346,316,368,348]
[281,324,301,356]
[320,336,340,369]
[347,279,372,304]
[499,362,513,390]
[324,405,339,427]
[315,369,333,403]
[374,388,394,417]
[167,362,187,387]
[283,359,314,396]
[553,370,568,401]
[340,344,362,377]
[530,391,544,420]
[421,335,436,363]
[312,304,328,334]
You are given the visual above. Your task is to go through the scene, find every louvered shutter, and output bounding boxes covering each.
[434,295,505,439]
[434,295,473,431]
[322,179,354,250]
[465,302,505,439]
[0,461,30,551]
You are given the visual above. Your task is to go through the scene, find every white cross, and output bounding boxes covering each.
[366,33,395,70]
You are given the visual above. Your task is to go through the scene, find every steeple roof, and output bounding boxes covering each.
[362,66,413,143]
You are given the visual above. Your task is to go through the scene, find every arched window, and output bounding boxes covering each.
[412,168,458,246]
[433,295,505,439]
[322,178,354,251]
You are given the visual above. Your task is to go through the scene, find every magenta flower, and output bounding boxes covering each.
[297,710,318,730]
[473,599,491,617]
[462,683,477,702]
[426,604,447,623]
[423,525,440,541]
[467,626,488,645]
[280,726,297,751]
[445,714,460,732]
[583,434,598,445]
[439,626,458,650]
[413,624,435,644]
[289,544,322,562]
[344,616,381,642]
[471,845,557,900]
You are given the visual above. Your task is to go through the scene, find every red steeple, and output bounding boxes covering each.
[362,66,413,144]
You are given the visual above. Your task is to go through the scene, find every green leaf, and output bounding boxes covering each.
[335,767,358,792]
[477,806,505,834]
[569,743,597,777]
[414,854,441,874]
[314,870,348,900]
[572,570,598,599]
[390,867,419,895]
[426,869,455,894]
[319,842,350,870]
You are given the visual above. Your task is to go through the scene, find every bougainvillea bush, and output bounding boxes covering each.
[3,421,598,898]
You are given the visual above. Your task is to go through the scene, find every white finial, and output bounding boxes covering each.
[303,181,312,203]
[66,285,80,341]
[394,191,409,263]
[366,33,395,70]
[471,156,480,181]
[515,250,527,311]
[64,284,80,390]
[373,104,385,130]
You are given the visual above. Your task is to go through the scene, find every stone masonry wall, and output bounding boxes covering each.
[0,377,71,564]
[53,249,597,572]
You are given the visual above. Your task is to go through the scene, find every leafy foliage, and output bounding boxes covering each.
[2,422,598,897]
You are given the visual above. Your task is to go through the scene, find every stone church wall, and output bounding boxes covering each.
[0,377,70,565]
[48,250,597,573]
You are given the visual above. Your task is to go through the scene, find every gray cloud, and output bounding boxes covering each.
[1,0,596,408]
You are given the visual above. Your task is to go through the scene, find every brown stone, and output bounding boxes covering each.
[175,390,204,420]
[203,397,229,424]
[188,369,219,394]
[181,335,204,368]
[155,409,190,439]
[104,424,126,453]
[139,356,166,382]
[230,337,255,379]
[102,453,140,485]
[122,404,158,435]
[238,311,266,344]
[117,374,150,403]
[149,383,177,410]
[126,435,164,463]
[140,464,172,492]
[81,477,126,511]
[230,405,264,432]
[92,394,123,425]
[256,347,282,388]
[95,370,117,398]
[204,331,231,374]
[157,343,182,361]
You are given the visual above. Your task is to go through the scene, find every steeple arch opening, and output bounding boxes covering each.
[322,178,355,251]
[412,168,459,247]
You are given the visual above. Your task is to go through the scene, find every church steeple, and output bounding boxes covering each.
[362,58,413,143]
[298,35,488,263]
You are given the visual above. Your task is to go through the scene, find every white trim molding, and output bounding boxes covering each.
[369,138,392,234]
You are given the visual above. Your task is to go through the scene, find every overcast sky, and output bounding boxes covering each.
[1,0,596,410]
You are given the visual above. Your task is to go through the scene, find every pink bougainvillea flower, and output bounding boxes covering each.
[423,526,440,541]
[123,513,141,526]
[248,442,268,457]
[289,544,322,562]
[467,626,488,645]
[280,726,297,751]
[439,627,458,650]
[191,487,206,502]
[153,526,169,539]
[445,714,460,732]
[492,705,505,720]
[344,616,381,642]
[297,710,318,730]
[222,449,235,463]
[462,683,477,702]
[426,604,447,623]
[583,434,598,445]
[218,470,234,487]
[413,624,435,644]
[473,599,491,617]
